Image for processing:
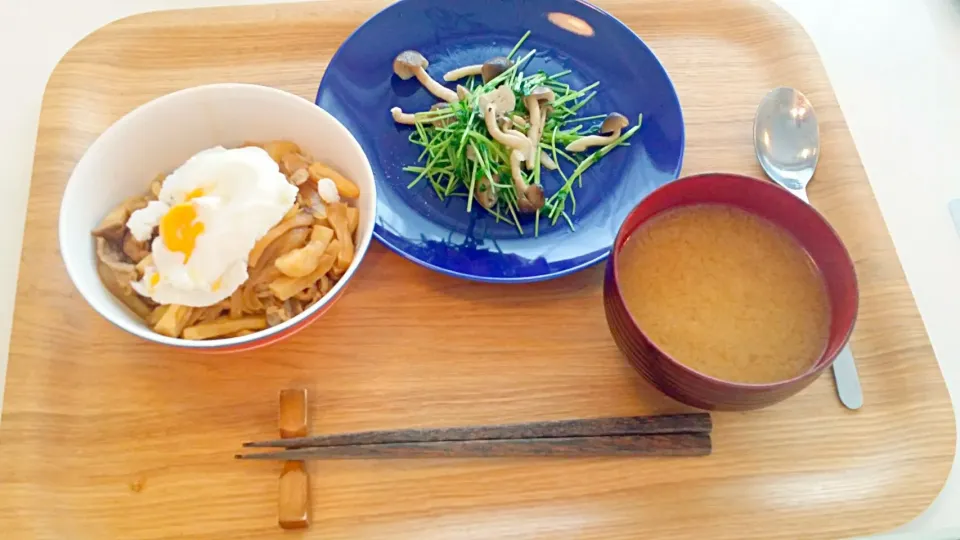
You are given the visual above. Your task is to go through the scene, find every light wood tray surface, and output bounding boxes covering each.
[0,1,954,539]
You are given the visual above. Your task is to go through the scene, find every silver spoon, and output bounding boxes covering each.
[754,87,863,410]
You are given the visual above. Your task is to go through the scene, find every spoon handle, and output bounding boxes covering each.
[793,187,863,409]
[832,345,863,410]
[789,187,810,204]
[764,184,864,409]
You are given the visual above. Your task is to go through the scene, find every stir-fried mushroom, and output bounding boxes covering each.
[274,225,335,278]
[92,205,130,243]
[456,85,471,101]
[288,169,310,186]
[122,233,151,264]
[509,150,545,213]
[393,50,459,103]
[481,57,514,84]
[523,86,556,170]
[390,106,417,125]
[259,140,302,165]
[96,237,138,292]
[92,196,149,243]
[136,254,154,277]
[150,174,165,199]
[565,112,630,152]
[443,64,483,82]
[280,153,311,177]
[96,259,152,318]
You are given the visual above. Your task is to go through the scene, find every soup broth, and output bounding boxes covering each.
[617,204,831,384]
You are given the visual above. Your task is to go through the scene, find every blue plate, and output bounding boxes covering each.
[316,0,684,283]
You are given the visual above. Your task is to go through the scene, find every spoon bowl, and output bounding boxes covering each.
[754,87,820,199]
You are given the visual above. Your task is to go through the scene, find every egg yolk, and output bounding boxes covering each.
[185,188,205,201]
[160,203,205,262]
[149,273,161,287]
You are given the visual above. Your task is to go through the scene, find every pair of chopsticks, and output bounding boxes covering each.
[236,413,712,460]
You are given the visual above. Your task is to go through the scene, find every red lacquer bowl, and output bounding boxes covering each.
[603,173,859,411]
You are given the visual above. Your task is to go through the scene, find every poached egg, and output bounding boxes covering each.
[127,146,298,307]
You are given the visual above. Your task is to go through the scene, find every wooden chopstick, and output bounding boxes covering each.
[236,434,711,460]
[243,414,711,449]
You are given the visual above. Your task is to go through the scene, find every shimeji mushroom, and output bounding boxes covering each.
[466,146,498,209]
[390,107,417,125]
[475,174,499,209]
[565,113,630,152]
[444,55,516,85]
[443,56,515,83]
[443,64,483,82]
[509,150,545,213]
[484,107,533,159]
[523,86,556,170]
[504,128,529,145]
[456,85,471,101]
[539,152,558,171]
[393,50,459,103]
[479,87,533,159]
[501,115,529,132]
[481,57,515,84]
[390,102,455,127]
[478,85,516,112]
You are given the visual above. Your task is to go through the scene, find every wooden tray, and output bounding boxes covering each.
[0,1,954,538]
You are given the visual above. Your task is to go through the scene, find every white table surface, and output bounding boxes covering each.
[1,0,958,538]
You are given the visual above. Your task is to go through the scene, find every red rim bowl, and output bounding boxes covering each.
[603,172,859,411]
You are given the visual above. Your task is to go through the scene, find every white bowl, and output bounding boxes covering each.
[59,83,377,351]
